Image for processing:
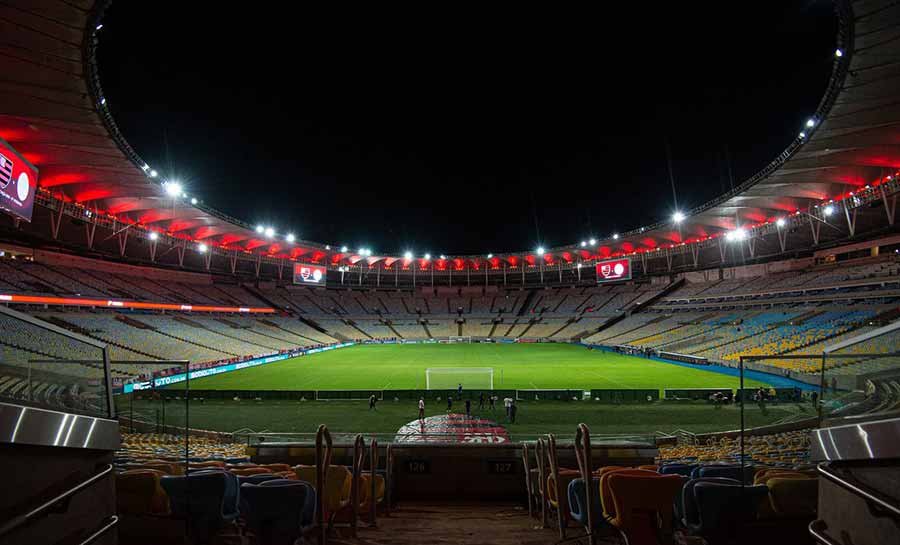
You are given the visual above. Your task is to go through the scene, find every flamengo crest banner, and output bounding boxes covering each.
[293,263,327,285]
[0,137,37,222]
[595,257,632,283]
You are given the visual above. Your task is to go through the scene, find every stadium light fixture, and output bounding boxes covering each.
[440,254,446,260]
[286,233,295,243]
[190,197,198,205]
[264,227,275,238]
[141,164,150,172]
[487,253,493,259]
[799,132,806,139]
[149,170,158,178]
[340,246,348,253]
[776,218,786,227]
[612,233,619,240]
[404,251,413,260]
[148,231,158,241]
[588,238,596,246]
[181,192,187,199]
[424,253,431,260]
[672,211,685,223]
[536,247,545,256]
[824,205,835,216]
[835,49,843,58]
[358,248,365,255]
[325,245,331,250]
[163,181,182,197]
[198,243,208,253]
[806,118,816,128]
[100,97,106,106]
[96,24,103,31]
[256,225,265,234]
[580,241,586,247]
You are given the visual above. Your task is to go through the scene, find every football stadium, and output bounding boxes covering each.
[1,1,899,544]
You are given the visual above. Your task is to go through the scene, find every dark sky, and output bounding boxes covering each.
[97,2,838,256]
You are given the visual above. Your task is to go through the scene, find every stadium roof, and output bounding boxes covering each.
[0,0,898,274]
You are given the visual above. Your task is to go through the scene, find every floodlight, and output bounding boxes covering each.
[799,132,806,139]
[487,253,493,259]
[190,197,197,205]
[149,170,158,178]
[536,247,545,256]
[264,227,275,238]
[164,181,182,197]
[823,205,835,216]
[148,231,158,241]
[588,238,596,245]
[806,118,816,128]
[776,218,786,227]
[424,253,431,260]
[340,246,348,253]
[612,233,619,240]
[672,211,685,223]
[580,241,586,247]
[835,49,843,58]
[286,233,295,243]
[198,243,208,253]
[256,225,265,234]
[440,254,446,260]
[404,251,413,259]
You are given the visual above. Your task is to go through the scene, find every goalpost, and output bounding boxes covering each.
[425,367,493,390]
[439,336,472,344]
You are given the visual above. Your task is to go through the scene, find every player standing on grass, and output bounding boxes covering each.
[446,395,453,412]
[369,394,377,411]
[479,392,485,410]
[458,383,463,398]
[418,398,425,420]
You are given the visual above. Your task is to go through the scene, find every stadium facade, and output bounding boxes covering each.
[0,1,898,544]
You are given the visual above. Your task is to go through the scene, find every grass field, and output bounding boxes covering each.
[123,398,810,438]
[176,343,770,391]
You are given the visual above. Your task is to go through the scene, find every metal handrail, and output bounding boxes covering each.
[809,519,842,545]
[817,462,900,519]
[78,515,119,545]
[0,464,114,538]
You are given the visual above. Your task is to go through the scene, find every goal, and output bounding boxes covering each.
[440,336,472,344]
[425,367,493,390]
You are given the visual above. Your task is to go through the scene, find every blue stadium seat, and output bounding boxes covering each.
[241,480,314,544]
[160,471,237,543]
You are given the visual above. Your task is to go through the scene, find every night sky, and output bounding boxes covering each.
[97,2,837,256]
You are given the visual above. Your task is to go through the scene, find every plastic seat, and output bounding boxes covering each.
[359,472,386,511]
[606,473,684,545]
[767,477,818,517]
[241,480,312,545]
[160,471,235,544]
[566,477,603,529]
[261,479,317,531]
[116,469,169,515]
[697,464,756,484]
[293,464,352,519]
[688,480,768,539]
[230,467,272,476]
[599,468,659,520]
[547,469,581,522]
[659,463,697,477]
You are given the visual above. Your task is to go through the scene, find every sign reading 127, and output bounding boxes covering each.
[595,257,632,283]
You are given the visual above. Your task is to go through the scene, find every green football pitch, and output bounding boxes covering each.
[176,343,770,391]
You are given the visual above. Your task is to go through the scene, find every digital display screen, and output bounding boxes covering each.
[596,258,632,283]
[293,263,327,285]
[0,137,37,222]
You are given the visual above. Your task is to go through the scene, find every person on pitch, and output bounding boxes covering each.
[418,398,425,420]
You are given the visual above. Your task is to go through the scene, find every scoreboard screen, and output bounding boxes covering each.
[596,258,632,283]
[293,263,327,286]
[0,137,37,222]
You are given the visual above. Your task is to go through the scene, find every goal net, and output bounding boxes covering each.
[425,367,493,390]
[439,336,472,344]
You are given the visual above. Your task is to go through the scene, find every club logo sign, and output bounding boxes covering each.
[596,258,631,283]
[395,413,510,444]
[0,138,37,222]
[293,263,326,285]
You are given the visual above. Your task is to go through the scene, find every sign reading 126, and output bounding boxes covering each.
[595,257,632,283]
